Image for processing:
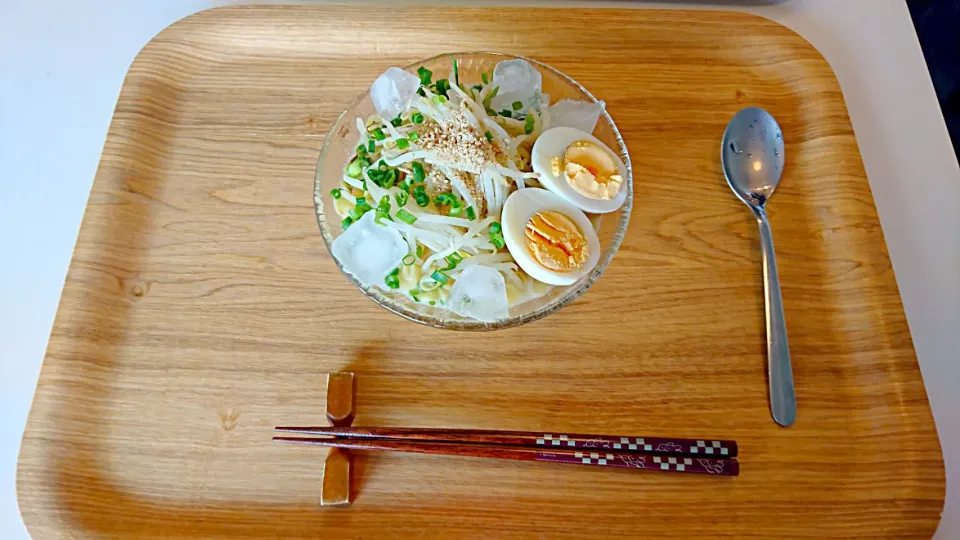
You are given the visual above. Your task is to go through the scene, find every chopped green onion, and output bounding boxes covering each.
[398,180,410,192]
[384,273,400,289]
[368,140,376,153]
[483,86,499,106]
[391,116,403,127]
[481,72,489,84]
[416,245,425,258]
[375,209,393,225]
[379,195,390,207]
[466,206,476,220]
[378,160,388,171]
[429,301,436,306]
[389,267,400,276]
[330,188,342,199]
[472,84,483,92]
[490,221,502,234]
[356,144,367,155]
[403,254,416,266]
[358,158,371,168]
[525,114,536,135]
[417,66,432,86]
[410,288,421,302]
[408,131,419,141]
[397,208,417,224]
[383,169,398,188]
[450,55,459,86]
[485,107,497,116]
[412,162,425,183]
[442,253,463,271]
[434,193,455,207]
[432,95,447,105]
[512,101,523,111]
[353,199,370,215]
[414,185,429,207]
[484,131,493,141]
[431,270,450,284]
[411,112,424,124]
[346,158,363,178]
[348,208,364,220]
[491,233,506,249]
[500,109,512,118]
[372,128,386,141]
[395,190,409,207]
[449,206,463,217]
[435,78,450,97]
[396,137,410,150]
[341,216,353,229]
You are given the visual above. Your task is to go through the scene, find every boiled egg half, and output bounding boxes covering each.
[501,188,601,286]
[531,126,628,213]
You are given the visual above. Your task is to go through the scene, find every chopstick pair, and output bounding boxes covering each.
[274,426,739,476]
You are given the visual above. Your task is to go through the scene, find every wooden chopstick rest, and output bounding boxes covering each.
[321,372,355,506]
[326,372,355,427]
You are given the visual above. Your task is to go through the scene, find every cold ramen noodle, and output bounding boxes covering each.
[328,57,628,322]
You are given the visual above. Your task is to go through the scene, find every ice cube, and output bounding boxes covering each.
[331,211,408,289]
[490,59,543,113]
[448,265,509,322]
[539,93,551,109]
[371,67,421,120]
[547,99,605,133]
[492,59,542,95]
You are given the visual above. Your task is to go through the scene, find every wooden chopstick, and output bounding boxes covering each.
[273,436,739,476]
[274,426,737,458]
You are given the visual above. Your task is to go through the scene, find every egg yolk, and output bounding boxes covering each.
[553,140,623,200]
[524,211,589,272]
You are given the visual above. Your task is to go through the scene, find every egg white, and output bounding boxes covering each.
[501,188,601,286]
[531,126,629,214]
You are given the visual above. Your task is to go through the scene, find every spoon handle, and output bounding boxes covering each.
[756,208,796,427]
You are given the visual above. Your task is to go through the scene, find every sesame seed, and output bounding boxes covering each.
[416,109,508,217]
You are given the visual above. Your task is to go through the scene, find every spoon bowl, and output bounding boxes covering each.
[721,107,796,427]
[722,107,785,208]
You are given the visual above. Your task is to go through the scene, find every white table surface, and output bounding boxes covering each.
[2,0,958,537]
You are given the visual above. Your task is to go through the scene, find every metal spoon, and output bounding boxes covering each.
[721,107,796,427]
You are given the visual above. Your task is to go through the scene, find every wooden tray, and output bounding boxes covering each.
[17,6,944,538]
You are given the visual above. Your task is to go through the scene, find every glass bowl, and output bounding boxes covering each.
[314,52,633,331]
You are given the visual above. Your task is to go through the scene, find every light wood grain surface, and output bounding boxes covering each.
[16,5,944,538]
